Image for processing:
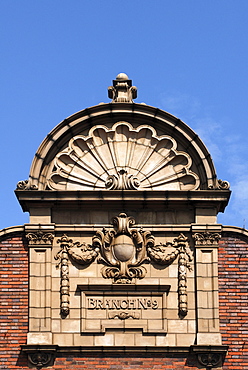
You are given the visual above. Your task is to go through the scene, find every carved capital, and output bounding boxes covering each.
[26,231,54,245]
[193,232,221,245]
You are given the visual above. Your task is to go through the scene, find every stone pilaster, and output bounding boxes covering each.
[25,225,54,345]
[192,225,222,345]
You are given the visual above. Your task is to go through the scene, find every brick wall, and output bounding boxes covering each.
[0,235,28,369]
[51,354,198,369]
[219,234,248,369]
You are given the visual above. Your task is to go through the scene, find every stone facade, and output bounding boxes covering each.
[1,73,247,369]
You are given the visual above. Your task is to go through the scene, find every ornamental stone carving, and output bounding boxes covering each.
[26,230,54,245]
[197,352,222,369]
[92,213,153,283]
[16,179,38,190]
[217,179,230,190]
[46,121,200,191]
[55,235,71,317]
[193,232,221,245]
[108,73,137,103]
[27,351,54,368]
[147,233,193,316]
[55,234,99,316]
[55,213,193,317]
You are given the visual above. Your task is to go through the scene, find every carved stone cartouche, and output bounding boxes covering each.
[92,213,153,283]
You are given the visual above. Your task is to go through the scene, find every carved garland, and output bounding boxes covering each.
[55,213,193,317]
[147,233,193,317]
[55,236,71,317]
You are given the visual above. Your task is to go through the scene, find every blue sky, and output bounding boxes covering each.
[1,1,248,229]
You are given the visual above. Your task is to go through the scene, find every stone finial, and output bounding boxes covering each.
[108,73,137,102]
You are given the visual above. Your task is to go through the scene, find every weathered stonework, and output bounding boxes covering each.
[1,73,240,368]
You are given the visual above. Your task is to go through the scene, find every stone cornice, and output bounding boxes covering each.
[0,225,24,239]
[15,189,230,213]
[2,223,248,242]
[222,225,248,238]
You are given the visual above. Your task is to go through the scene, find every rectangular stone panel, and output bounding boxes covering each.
[78,284,170,334]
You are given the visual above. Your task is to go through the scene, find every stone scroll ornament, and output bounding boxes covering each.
[55,213,193,317]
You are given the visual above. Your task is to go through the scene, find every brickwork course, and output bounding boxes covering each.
[219,233,248,369]
[0,235,28,369]
[1,233,248,369]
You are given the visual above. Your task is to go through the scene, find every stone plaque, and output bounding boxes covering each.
[78,284,170,334]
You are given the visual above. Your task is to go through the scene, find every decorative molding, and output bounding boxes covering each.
[175,234,193,317]
[208,178,230,190]
[55,234,99,316]
[54,216,193,315]
[147,242,179,265]
[108,73,137,103]
[22,344,228,362]
[92,213,153,283]
[27,351,53,368]
[147,233,192,317]
[105,169,140,190]
[26,230,54,245]
[197,352,222,369]
[108,311,140,320]
[191,345,228,369]
[55,235,71,317]
[16,179,38,190]
[46,121,200,191]
[22,345,57,369]
[193,232,221,245]
[217,179,230,190]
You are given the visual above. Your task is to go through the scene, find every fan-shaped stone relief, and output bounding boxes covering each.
[46,121,200,191]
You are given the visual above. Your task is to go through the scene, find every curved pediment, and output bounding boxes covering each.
[46,121,200,191]
[19,102,226,191]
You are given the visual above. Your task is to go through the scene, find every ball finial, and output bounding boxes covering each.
[116,73,129,81]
